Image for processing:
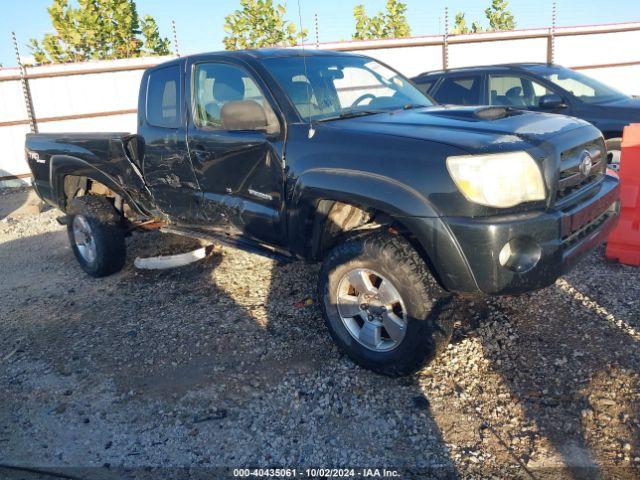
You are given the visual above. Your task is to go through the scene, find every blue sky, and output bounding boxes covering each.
[1,0,639,67]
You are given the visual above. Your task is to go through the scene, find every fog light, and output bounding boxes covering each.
[498,237,542,273]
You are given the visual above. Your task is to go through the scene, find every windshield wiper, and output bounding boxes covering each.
[401,103,429,110]
[317,110,382,122]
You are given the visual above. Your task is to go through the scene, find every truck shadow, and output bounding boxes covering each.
[2,225,638,476]
[0,228,458,475]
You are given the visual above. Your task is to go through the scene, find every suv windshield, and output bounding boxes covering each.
[262,55,432,121]
[529,65,628,105]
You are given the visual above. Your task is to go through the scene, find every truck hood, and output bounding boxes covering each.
[326,106,589,153]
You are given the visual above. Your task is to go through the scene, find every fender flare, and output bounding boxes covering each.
[291,167,439,216]
[288,168,477,292]
[49,154,145,214]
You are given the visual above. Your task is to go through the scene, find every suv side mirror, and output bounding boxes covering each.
[221,100,269,131]
[538,93,566,110]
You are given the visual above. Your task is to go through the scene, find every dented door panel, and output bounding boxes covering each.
[142,128,203,222]
[186,129,286,245]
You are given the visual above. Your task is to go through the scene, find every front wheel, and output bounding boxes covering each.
[318,232,455,376]
[66,196,126,277]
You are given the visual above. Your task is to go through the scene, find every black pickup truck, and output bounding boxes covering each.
[26,49,620,376]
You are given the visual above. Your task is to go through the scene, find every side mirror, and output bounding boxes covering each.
[221,100,269,131]
[538,93,566,110]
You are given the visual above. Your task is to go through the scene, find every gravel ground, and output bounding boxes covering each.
[0,188,639,479]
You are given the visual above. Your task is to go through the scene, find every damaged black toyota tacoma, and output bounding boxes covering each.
[26,50,620,376]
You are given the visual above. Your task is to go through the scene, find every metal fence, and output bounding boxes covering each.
[1,21,639,187]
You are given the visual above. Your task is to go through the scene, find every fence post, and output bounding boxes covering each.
[547,1,557,64]
[12,31,37,134]
[172,20,180,57]
[442,7,449,70]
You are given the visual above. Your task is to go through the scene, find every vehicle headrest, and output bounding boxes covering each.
[213,70,246,103]
[506,86,522,98]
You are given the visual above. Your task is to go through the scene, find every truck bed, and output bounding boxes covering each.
[25,132,154,215]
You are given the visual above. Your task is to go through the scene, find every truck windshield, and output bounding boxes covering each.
[262,55,432,121]
[529,65,628,105]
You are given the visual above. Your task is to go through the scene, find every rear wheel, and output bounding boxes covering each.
[318,232,455,376]
[66,196,126,277]
[605,138,622,172]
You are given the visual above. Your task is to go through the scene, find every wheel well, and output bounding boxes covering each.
[310,200,447,290]
[310,200,374,260]
[62,175,128,217]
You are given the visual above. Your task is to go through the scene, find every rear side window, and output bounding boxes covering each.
[433,75,482,105]
[146,66,181,128]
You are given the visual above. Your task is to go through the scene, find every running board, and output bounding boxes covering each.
[160,226,294,264]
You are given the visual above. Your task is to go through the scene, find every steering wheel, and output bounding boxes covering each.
[351,93,376,108]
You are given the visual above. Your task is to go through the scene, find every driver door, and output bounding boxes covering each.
[185,58,287,246]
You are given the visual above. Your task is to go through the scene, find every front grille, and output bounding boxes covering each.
[556,141,606,204]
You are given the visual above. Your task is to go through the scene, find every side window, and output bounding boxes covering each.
[433,75,482,105]
[146,66,180,128]
[489,75,552,108]
[413,78,436,96]
[193,63,276,130]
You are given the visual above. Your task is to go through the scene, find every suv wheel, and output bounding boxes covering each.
[66,196,126,277]
[318,232,455,376]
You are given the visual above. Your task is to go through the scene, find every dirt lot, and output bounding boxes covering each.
[1,188,639,479]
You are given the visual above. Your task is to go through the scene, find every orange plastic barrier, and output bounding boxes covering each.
[606,124,640,266]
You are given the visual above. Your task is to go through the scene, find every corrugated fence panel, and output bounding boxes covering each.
[37,113,137,134]
[29,69,143,119]
[357,45,443,77]
[578,65,640,96]
[0,80,28,123]
[449,37,548,68]
[556,30,640,68]
[0,124,31,177]
[1,24,639,186]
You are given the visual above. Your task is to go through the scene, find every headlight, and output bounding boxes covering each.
[446,151,546,208]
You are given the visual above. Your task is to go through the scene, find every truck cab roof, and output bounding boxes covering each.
[149,48,361,71]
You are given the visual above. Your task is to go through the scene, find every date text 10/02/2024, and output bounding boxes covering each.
[232,468,401,477]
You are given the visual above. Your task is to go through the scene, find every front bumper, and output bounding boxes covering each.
[444,174,620,295]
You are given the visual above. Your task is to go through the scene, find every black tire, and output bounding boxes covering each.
[318,231,455,377]
[605,137,622,171]
[66,196,126,277]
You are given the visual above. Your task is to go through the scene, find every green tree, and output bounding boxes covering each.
[29,0,171,64]
[452,12,482,34]
[223,0,306,50]
[353,0,411,40]
[141,15,171,56]
[485,0,516,31]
